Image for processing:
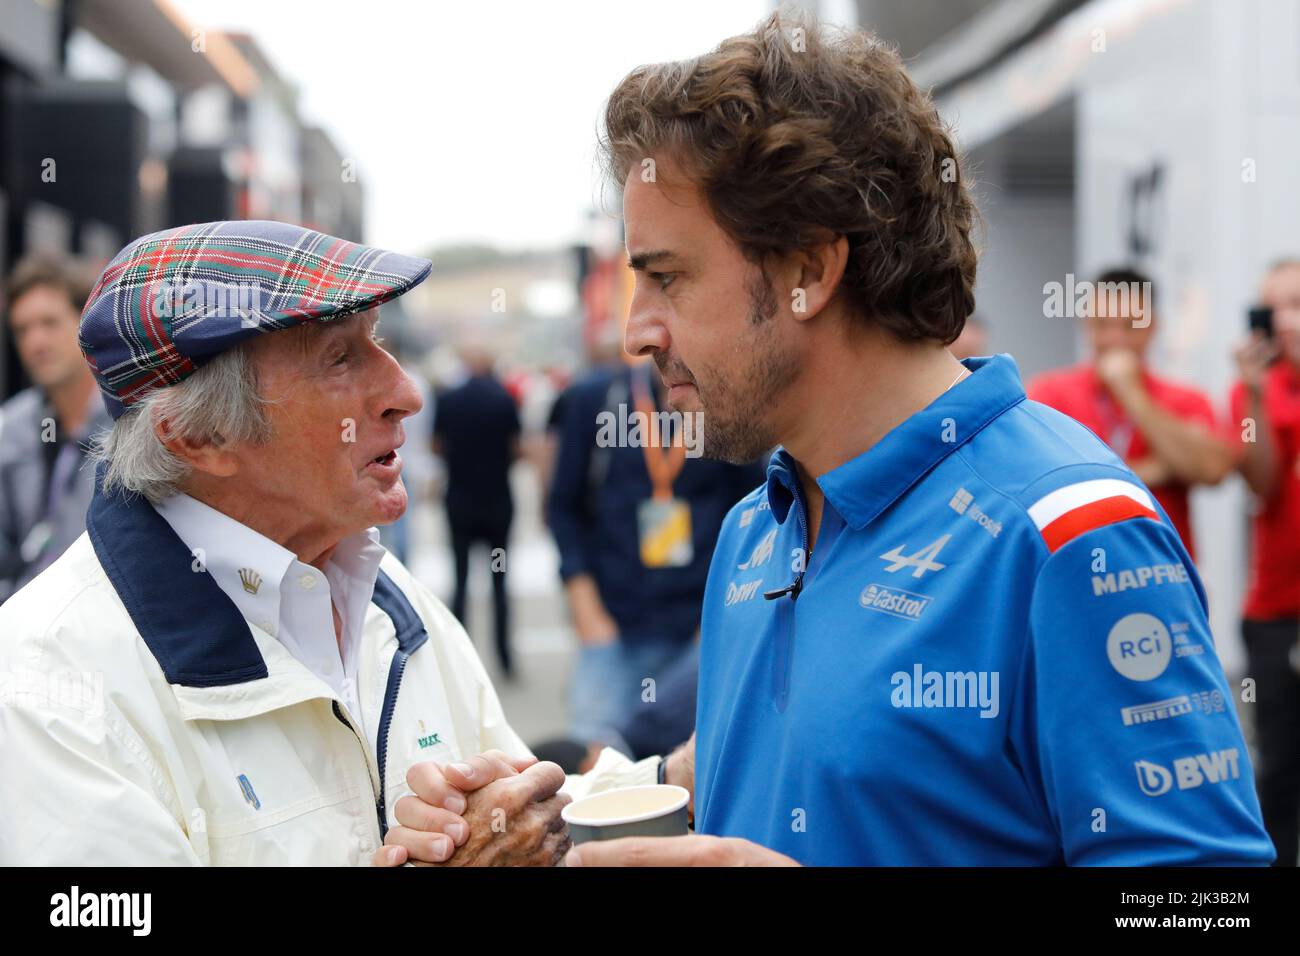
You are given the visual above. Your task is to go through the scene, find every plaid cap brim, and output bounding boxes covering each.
[79,220,433,419]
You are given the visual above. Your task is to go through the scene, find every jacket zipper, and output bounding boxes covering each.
[330,646,410,845]
[330,700,382,840]
[373,648,411,840]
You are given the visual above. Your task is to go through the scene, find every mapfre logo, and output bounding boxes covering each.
[1134,748,1241,797]
[1093,563,1190,597]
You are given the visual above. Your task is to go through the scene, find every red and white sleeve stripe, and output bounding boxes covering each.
[1027,478,1160,553]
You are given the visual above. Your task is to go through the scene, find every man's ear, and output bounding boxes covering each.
[154,413,241,478]
[784,236,849,324]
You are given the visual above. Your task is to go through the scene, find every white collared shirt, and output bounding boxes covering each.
[154,492,386,740]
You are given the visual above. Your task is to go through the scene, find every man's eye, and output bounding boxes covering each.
[332,351,350,366]
[650,272,676,290]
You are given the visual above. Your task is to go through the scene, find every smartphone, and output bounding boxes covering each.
[1249,305,1275,338]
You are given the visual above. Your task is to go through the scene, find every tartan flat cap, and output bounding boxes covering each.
[79,220,432,419]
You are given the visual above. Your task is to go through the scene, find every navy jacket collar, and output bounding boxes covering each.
[765,354,1026,531]
[86,464,426,687]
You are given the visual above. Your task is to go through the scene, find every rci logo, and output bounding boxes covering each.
[1106,612,1171,681]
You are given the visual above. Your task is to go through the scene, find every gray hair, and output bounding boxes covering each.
[88,343,274,504]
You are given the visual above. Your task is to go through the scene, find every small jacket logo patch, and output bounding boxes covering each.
[238,774,261,810]
[417,719,441,749]
[238,568,262,595]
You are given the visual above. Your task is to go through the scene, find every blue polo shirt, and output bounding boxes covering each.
[694,354,1273,865]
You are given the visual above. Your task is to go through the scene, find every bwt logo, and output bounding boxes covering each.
[1135,749,1241,797]
[725,578,763,606]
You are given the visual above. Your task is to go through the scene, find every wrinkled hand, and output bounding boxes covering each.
[372,750,536,866]
[564,834,799,867]
[374,751,572,867]
[436,759,571,866]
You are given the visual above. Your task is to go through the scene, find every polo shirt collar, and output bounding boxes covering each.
[764,354,1026,531]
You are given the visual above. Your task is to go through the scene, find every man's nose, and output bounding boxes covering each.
[624,281,670,358]
[377,352,424,421]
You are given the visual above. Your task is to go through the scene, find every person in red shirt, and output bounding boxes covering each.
[1231,258,1300,866]
[1028,267,1233,559]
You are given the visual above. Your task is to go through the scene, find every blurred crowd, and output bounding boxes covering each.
[2,249,1299,865]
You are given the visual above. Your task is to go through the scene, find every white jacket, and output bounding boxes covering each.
[0,485,658,865]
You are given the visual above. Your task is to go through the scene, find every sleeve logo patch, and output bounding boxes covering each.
[1093,562,1190,596]
[1028,478,1159,552]
[1107,612,1171,681]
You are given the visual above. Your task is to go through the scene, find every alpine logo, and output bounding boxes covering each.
[859,583,932,621]
[738,528,777,570]
[1134,748,1241,797]
[879,534,950,579]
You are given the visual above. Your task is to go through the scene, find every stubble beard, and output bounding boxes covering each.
[684,269,799,465]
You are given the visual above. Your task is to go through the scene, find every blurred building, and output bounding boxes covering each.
[0,0,366,400]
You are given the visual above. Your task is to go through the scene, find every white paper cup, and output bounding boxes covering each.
[561,784,690,844]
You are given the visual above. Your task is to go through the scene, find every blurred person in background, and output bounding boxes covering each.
[1028,267,1232,559]
[1231,258,1300,866]
[539,321,623,508]
[433,344,521,678]
[948,311,988,361]
[546,358,762,757]
[0,254,110,602]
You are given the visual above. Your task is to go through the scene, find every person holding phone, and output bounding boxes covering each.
[1028,267,1234,560]
[1231,258,1300,866]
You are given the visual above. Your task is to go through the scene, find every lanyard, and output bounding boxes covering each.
[1095,385,1135,458]
[630,367,686,502]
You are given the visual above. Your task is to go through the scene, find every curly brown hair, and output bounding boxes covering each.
[600,12,978,344]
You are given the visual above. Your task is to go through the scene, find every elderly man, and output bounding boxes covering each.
[0,220,656,865]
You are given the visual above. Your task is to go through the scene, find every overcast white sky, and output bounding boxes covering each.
[172,0,775,255]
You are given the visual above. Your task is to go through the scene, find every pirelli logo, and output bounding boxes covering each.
[1121,695,1193,726]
